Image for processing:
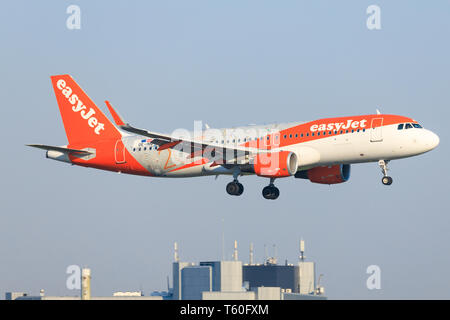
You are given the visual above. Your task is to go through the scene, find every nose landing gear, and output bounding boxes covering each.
[379,160,393,185]
[262,178,280,200]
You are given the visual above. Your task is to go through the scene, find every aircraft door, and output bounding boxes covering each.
[115,139,126,163]
[370,118,383,142]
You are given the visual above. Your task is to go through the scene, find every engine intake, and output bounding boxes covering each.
[295,164,351,184]
[253,151,298,178]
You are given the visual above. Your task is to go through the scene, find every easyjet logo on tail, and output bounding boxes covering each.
[310,119,368,132]
[56,79,105,135]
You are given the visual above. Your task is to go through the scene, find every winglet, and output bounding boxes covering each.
[105,100,126,126]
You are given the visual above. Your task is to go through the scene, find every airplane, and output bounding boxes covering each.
[28,75,440,200]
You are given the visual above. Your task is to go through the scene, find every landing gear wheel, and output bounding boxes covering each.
[226,181,244,196]
[378,160,393,186]
[382,176,393,186]
[236,182,244,196]
[262,186,280,200]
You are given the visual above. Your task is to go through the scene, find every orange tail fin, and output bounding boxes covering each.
[50,75,121,144]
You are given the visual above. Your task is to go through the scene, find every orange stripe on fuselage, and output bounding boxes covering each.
[243,114,413,149]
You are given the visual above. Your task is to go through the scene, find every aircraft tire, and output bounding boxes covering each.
[382,176,393,185]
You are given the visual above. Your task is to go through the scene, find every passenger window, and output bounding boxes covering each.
[405,123,413,129]
[284,135,287,139]
[397,124,404,130]
[306,133,309,137]
[133,148,136,152]
[295,134,298,138]
[144,147,146,151]
[301,133,304,137]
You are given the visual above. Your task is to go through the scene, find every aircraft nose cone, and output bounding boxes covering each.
[422,130,439,151]
[429,131,440,149]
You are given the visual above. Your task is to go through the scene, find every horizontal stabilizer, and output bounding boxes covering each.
[26,144,92,156]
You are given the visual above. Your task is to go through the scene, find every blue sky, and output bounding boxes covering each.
[1,1,449,299]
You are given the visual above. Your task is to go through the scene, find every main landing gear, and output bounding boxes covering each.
[379,160,393,186]
[225,170,280,199]
[226,169,244,196]
[262,178,280,200]
[226,180,244,196]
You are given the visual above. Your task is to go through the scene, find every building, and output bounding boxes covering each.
[181,266,212,300]
[199,261,243,292]
[170,239,325,300]
[243,264,298,292]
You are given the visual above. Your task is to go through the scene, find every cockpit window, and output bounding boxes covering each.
[405,123,413,129]
[397,124,404,130]
[413,123,423,128]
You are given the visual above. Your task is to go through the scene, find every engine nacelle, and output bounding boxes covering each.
[295,164,351,184]
[253,151,298,178]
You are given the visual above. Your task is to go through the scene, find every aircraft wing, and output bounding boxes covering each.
[122,123,258,164]
[105,101,262,165]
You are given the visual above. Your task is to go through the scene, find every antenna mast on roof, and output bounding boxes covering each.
[300,239,305,262]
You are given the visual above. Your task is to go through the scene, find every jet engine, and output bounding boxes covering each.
[295,164,351,184]
[252,151,298,178]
